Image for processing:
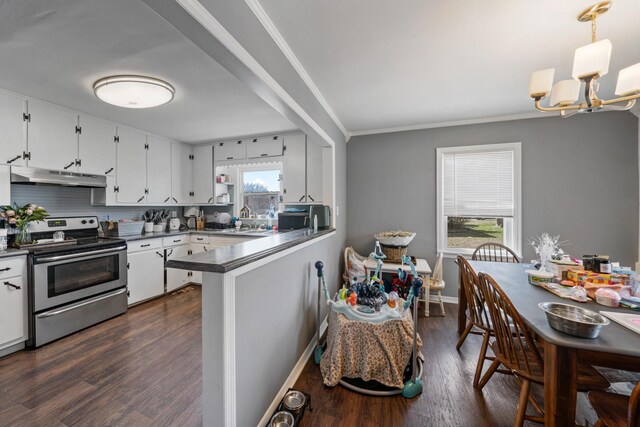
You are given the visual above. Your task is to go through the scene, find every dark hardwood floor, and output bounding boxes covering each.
[0,286,202,427]
[0,290,601,426]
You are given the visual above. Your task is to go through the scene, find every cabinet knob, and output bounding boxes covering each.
[0,267,11,272]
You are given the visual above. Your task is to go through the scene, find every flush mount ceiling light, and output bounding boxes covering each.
[528,1,640,117]
[93,75,175,109]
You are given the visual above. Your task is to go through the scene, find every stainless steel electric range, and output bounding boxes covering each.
[23,216,128,347]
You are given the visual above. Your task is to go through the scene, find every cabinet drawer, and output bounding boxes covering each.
[0,256,26,281]
[190,234,210,244]
[163,235,189,247]
[127,238,163,253]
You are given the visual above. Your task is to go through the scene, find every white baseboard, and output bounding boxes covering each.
[257,316,328,427]
[439,295,458,305]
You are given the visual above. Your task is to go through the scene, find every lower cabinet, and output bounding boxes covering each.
[166,244,190,292]
[0,256,27,352]
[127,239,165,305]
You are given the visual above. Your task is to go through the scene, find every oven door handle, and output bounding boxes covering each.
[34,245,127,263]
[36,288,127,318]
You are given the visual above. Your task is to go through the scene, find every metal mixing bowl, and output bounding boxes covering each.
[269,411,294,427]
[538,302,609,339]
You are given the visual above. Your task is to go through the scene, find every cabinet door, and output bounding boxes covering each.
[78,115,116,176]
[188,244,208,284]
[246,136,283,158]
[146,135,172,204]
[166,244,190,292]
[214,140,246,161]
[282,134,307,203]
[127,249,165,305]
[192,144,214,204]
[171,142,192,205]
[0,165,10,205]
[0,91,27,166]
[27,101,79,172]
[0,274,27,349]
[306,137,324,203]
[116,127,147,204]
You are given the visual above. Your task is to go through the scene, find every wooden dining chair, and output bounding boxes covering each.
[588,382,640,427]
[472,242,520,263]
[456,256,500,387]
[476,272,610,427]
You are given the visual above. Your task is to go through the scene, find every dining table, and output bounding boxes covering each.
[461,260,640,427]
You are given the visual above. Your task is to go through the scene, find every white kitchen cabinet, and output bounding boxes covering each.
[26,101,79,172]
[282,133,307,203]
[0,165,10,205]
[0,91,27,166]
[127,244,165,305]
[166,244,190,292]
[171,142,193,205]
[188,243,208,284]
[0,256,27,352]
[115,126,147,204]
[305,137,323,203]
[192,144,214,204]
[78,115,116,176]
[214,140,246,161]
[246,135,283,158]
[146,135,172,204]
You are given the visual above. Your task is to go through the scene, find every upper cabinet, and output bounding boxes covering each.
[171,142,193,205]
[0,91,27,166]
[115,126,147,204]
[192,144,214,204]
[77,115,116,176]
[146,135,173,204]
[305,137,323,203]
[246,135,283,158]
[282,134,306,203]
[214,140,246,161]
[0,165,10,205]
[26,101,79,172]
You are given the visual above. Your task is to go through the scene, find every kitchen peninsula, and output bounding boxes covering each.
[166,227,336,427]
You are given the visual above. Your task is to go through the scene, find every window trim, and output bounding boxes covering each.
[436,142,522,258]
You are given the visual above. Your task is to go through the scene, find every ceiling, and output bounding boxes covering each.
[256,0,640,134]
[0,0,296,143]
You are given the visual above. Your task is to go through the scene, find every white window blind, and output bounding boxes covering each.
[442,150,514,218]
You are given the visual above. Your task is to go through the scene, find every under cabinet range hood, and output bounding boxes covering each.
[10,166,107,188]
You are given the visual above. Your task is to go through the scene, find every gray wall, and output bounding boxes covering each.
[347,112,639,298]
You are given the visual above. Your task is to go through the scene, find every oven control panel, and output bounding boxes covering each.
[30,216,99,232]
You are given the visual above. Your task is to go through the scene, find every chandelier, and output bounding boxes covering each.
[528,1,640,117]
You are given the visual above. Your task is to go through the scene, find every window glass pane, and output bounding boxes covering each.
[243,194,279,216]
[446,217,504,250]
[243,170,280,193]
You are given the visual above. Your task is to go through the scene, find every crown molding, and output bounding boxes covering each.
[348,112,546,138]
[244,0,349,141]
[174,0,339,150]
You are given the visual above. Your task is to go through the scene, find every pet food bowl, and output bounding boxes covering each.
[269,411,294,427]
[282,390,306,411]
[538,302,609,339]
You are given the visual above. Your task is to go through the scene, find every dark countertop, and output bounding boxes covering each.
[102,229,274,242]
[166,228,335,273]
[0,248,29,259]
[468,260,640,358]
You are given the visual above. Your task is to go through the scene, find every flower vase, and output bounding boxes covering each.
[15,225,32,245]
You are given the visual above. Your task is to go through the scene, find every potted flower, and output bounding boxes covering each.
[0,203,49,245]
